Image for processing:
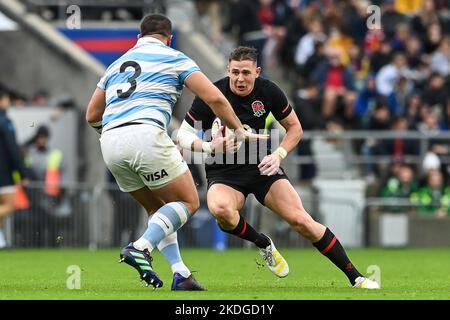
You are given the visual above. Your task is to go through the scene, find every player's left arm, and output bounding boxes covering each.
[258,112,303,176]
[276,111,303,155]
[258,81,302,176]
[85,87,106,134]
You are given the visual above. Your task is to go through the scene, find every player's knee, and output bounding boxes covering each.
[184,196,200,215]
[208,202,233,221]
[291,211,314,233]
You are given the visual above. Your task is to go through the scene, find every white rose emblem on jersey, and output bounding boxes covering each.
[251,100,266,117]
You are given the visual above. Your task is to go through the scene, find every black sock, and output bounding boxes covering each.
[313,228,363,285]
[219,215,270,249]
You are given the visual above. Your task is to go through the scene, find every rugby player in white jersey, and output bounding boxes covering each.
[86,14,266,290]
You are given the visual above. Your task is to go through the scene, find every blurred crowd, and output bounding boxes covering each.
[2,0,449,241]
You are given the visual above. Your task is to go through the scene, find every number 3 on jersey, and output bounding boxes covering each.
[117,61,141,98]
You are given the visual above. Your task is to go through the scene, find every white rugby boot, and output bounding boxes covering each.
[259,234,289,278]
[353,276,380,289]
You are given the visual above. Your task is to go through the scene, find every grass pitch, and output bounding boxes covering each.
[0,248,449,300]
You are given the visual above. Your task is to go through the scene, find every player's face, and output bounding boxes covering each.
[227,60,261,97]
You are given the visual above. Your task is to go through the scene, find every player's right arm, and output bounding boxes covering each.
[177,120,237,154]
[85,87,106,134]
[184,72,242,130]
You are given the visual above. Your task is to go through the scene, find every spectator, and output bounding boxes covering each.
[281,6,307,68]
[355,73,378,122]
[404,93,422,129]
[429,36,450,77]
[405,36,423,69]
[421,73,448,112]
[411,0,442,38]
[368,98,392,131]
[418,112,442,135]
[258,0,292,68]
[293,80,324,130]
[390,22,411,53]
[380,116,420,163]
[423,22,443,54]
[23,126,70,247]
[375,52,414,114]
[297,40,327,80]
[294,18,327,68]
[31,90,50,106]
[293,80,322,181]
[345,0,370,47]
[381,0,407,39]
[8,89,27,107]
[364,28,386,58]
[375,52,407,98]
[311,48,356,121]
[369,39,393,74]
[410,169,450,218]
[326,26,354,67]
[362,99,392,178]
[381,163,419,212]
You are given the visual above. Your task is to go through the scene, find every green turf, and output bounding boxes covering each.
[0,248,449,300]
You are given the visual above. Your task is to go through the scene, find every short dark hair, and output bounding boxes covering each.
[140,14,172,37]
[228,46,258,64]
[0,86,9,99]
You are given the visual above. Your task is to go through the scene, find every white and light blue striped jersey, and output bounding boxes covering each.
[97,36,201,132]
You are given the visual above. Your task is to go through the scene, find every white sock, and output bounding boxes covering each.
[157,232,191,278]
[133,202,190,252]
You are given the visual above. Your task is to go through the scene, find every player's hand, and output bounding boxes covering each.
[211,126,238,154]
[234,127,269,142]
[258,153,282,176]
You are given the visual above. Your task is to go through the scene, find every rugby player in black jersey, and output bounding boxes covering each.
[177,47,379,289]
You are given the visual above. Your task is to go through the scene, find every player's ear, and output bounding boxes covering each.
[167,34,173,46]
[255,66,261,78]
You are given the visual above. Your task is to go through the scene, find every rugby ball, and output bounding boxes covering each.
[211,117,243,150]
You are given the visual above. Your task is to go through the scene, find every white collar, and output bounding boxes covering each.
[137,36,166,46]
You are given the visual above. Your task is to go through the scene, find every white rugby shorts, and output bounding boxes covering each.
[100,123,188,192]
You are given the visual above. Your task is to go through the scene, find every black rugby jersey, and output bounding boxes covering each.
[184,76,292,175]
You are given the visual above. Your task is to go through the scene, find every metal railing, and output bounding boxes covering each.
[6,183,450,249]
[7,182,233,249]
[286,130,450,165]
